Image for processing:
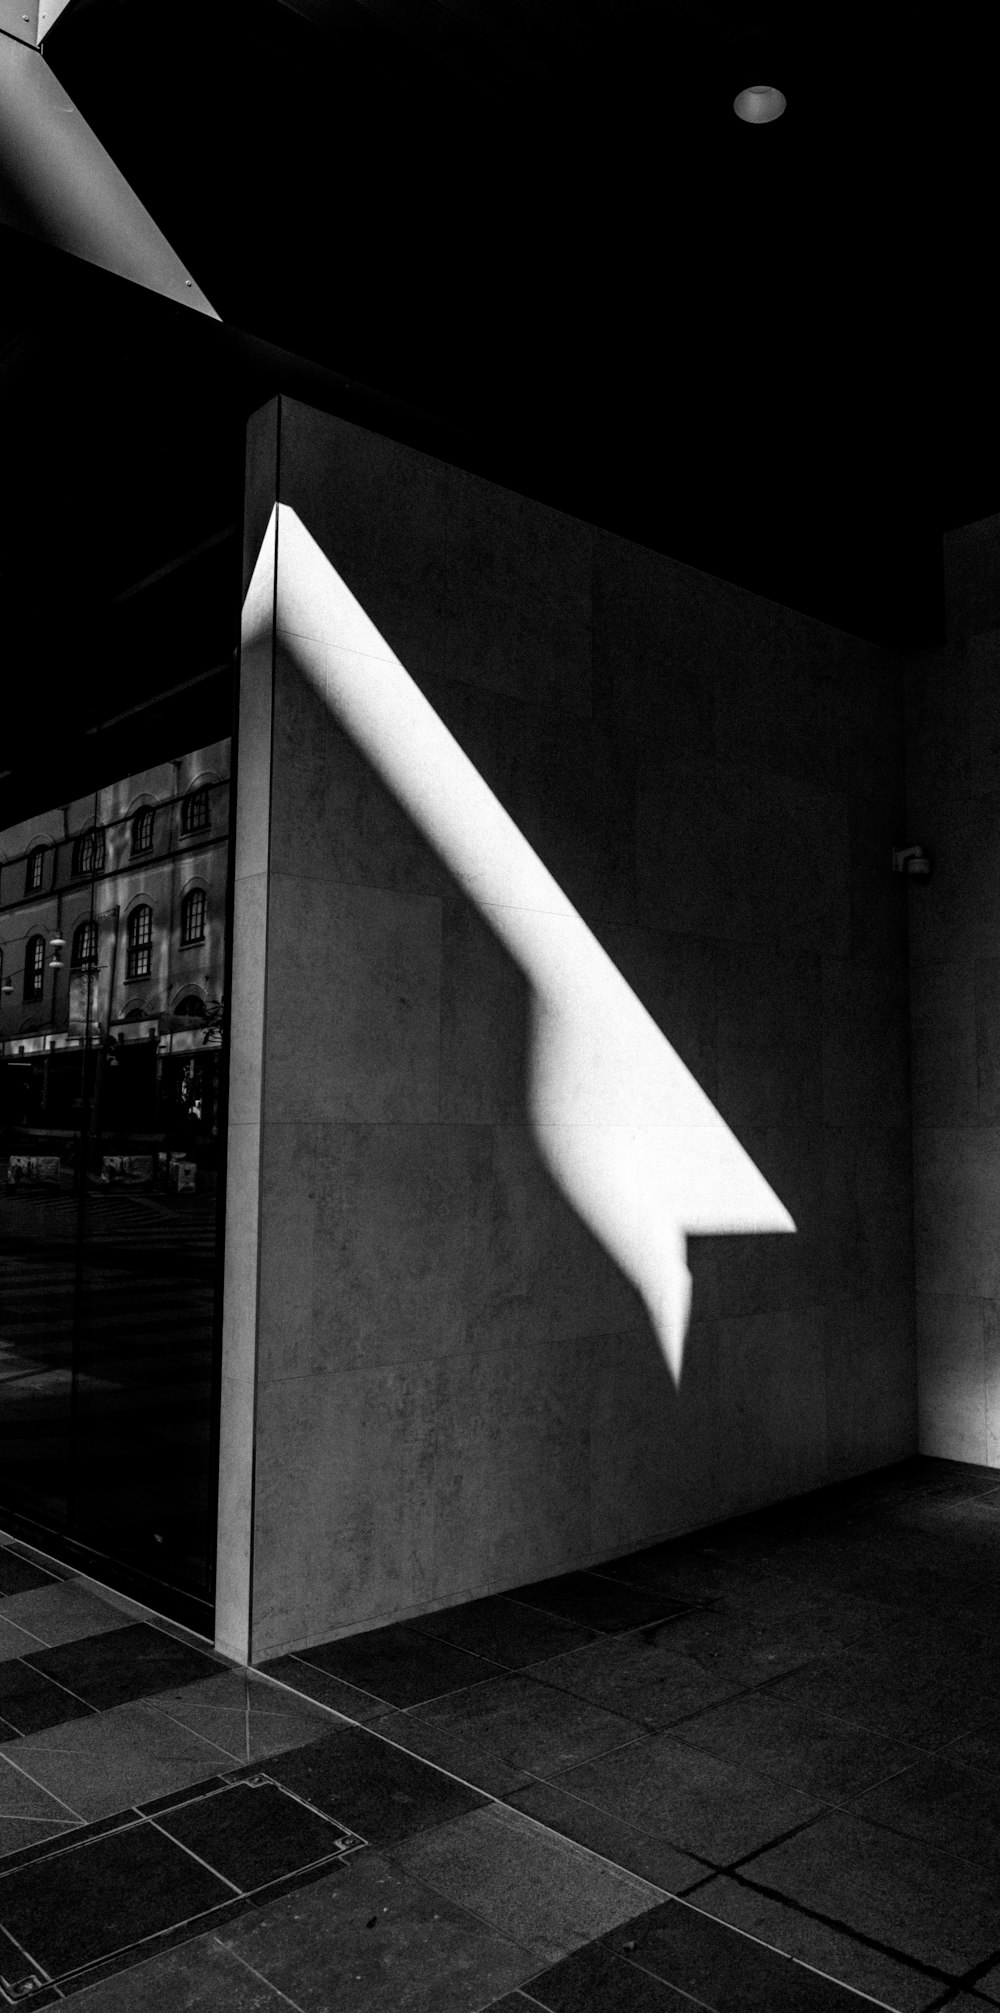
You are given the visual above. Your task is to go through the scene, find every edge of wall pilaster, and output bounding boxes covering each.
[214,397,281,1662]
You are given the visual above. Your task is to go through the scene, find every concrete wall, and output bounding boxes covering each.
[218,394,917,1663]
[907,512,1000,1462]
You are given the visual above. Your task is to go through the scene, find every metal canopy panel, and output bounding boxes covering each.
[0,34,218,315]
[0,0,38,44]
[38,0,76,36]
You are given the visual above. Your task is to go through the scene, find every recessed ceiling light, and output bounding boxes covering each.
[734,84,786,124]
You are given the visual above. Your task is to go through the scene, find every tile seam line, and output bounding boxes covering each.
[952,1938,1000,1993]
[0,1748,85,1824]
[0,1911,49,1994]
[247,1686,901,2010]
[206,1936,307,2012]
[716,1866,958,1986]
[612,1917,902,2013]
[369,1856,597,1978]
[37,1897,262,1998]
[141,1807,245,1896]
[251,1663,833,1849]
[245,1666,676,1888]
[0,1809,150,1876]
[799,1791,1000,1884]
[0,1529,220,1647]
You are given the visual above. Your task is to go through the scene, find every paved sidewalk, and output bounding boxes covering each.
[2,1456,998,2008]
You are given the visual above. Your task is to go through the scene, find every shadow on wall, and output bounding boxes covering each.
[246,505,795,1389]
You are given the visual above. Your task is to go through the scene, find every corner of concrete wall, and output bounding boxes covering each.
[906,511,1000,1465]
[232,398,919,1660]
[214,399,279,1662]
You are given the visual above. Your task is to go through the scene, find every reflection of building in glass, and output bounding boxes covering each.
[0,740,230,1192]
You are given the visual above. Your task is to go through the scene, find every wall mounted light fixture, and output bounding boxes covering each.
[892,845,932,880]
[734,84,786,122]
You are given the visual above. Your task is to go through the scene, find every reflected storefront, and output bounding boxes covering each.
[0,743,232,1633]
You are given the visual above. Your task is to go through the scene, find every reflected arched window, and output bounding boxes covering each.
[72,827,105,876]
[131,807,155,855]
[181,888,206,946]
[181,787,210,835]
[72,920,97,968]
[23,935,45,1002]
[125,905,153,981]
[25,846,46,894]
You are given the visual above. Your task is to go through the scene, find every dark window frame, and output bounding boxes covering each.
[25,846,46,894]
[125,904,153,981]
[131,807,155,855]
[181,787,210,835]
[72,827,105,877]
[23,934,45,1002]
[71,919,98,968]
[180,887,207,946]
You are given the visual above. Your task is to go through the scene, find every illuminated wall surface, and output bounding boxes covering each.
[219,397,917,1661]
[0,745,231,1623]
[906,512,1000,1461]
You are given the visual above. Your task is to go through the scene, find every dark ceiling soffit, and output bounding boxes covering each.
[272,0,544,98]
[0,217,459,471]
[0,29,219,317]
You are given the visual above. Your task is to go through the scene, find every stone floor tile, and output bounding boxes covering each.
[603,1895,903,2010]
[157,1777,354,1890]
[548,1730,826,1864]
[256,1654,395,1724]
[670,1689,925,1801]
[687,1873,947,2012]
[374,1707,536,1799]
[740,1809,1000,1974]
[503,1574,692,1635]
[849,1751,1000,1872]
[525,1630,748,1730]
[588,1542,783,1605]
[767,1651,995,1747]
[0,1552,58,1599]
[0,1819,230,1982]
[58,1935,291,2010]
[0,1584,136,1648]
[24,1623,222,1713]
[506,1779,708,1894]
[633,1605,828,1686]
[292,1624,503,1708]
[146,1669,336,1765]
[1,1701,234,1820]
[0,1752,84,1819]
[408,1671,644,1776]
[406,1597,600,1669]
[971,1955,1000,2003]
[216,1850,537,2012]
[266,1722,488,1846]
[0,1814,82,1857]
[945,1717,1000,1778]
[390,1802,667,1963]
[0,1616,46,1664]
[474,1996,553,2013]
[500,1940,712,2009]
[0,1658,95,1736]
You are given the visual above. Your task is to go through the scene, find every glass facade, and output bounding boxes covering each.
[0,742,232,1632]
